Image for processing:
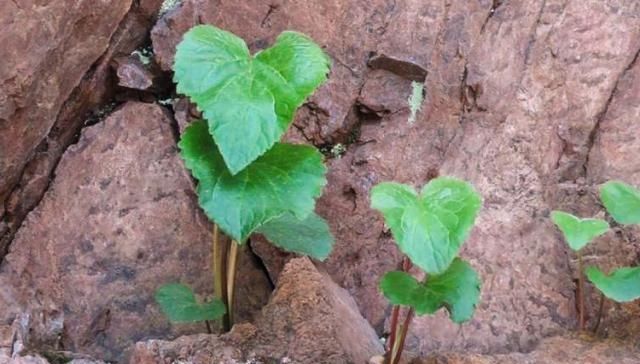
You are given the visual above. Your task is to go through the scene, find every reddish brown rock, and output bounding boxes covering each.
[0,0,166,259]
[0,103,271,362]
[149,0,640,356]
[0,0,132,244]
[131,257,383,363]
[413,335,640,364]
[114,56,155,90]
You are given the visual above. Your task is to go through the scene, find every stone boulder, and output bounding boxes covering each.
[0,0,166,260]
[0,0,131,216]
[0,102,271,362]
[131,257,383,363]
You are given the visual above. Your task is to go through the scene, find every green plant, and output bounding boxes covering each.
[371,177,482,364]
[550,211,609,330]
[551,180,640,331]
[156,25,334,331]
[589,182,640,302]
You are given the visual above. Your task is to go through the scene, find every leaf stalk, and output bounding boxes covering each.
[212,224,231,331]
[226,240,240,326]
[577,251,585,331]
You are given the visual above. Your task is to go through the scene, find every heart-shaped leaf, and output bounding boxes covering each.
[255,212,334,260]
[180,121,326,242]
[550,211,609,251]
[586,266,640,303]
[380,258,481,323]
[371,177,481,274]
[155,283,225,322]
[174,25,331,174]
[600,181,640,225]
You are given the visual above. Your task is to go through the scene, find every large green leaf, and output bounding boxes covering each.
[550,211,609,251]
[174,25,331,174]
[180,121,326,242]
[379,258,481,323]
[600,181,640,225]
[155,283,226,322]
[371,177,482,274]
[586,266,640,303]
[255,212,334,261]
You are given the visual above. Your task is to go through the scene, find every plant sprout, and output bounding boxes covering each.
[155,25,334,331]
[550,211,609,330]
[551,180,640,332]
[372,177,482,364]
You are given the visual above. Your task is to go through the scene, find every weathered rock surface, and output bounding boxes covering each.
[413,335,640,364]
[0,103,271,362]
[150,0,640,356]
[0,0,166,258]
[131,257,383,364]
[0,0,130,253]
[0,0,130,212]
[2,0,640,360]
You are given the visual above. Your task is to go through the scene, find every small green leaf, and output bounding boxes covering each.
[155,283,225,322]
[586,266,640,303]
[174,25,331,174]
[600,181,640,225]
[179,121,327,242]
[256,212,334,260]
[379,259,481,323]
[550,211,609,251]
[371,177,481,274]
[379,271,421,306]
[412,258,481,322]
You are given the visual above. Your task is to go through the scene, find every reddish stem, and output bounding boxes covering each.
[385,257,414,363]
[593,292,605,333]
[386,305,400,361]
[577,252,585,331]
[391,308,415,364]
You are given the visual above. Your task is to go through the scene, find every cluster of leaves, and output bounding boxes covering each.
[373,177,483,323]
[156,25,334,323]
[552,181,640,306]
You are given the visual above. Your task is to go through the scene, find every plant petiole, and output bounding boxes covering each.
[391,308,415,364]
[386,257,414,364]
[212,224,231,331]
[577,251,585,331]
[593,292,605,333]
[226,240,240,326]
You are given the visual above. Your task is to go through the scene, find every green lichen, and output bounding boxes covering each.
[330,143,346,158]
[160,0,182,15]
[407,81,424,124]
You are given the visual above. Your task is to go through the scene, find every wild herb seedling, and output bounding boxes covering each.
[551,180,640,332]
[371,177,482,364]
[589,182,640,303]
[155,25,334,331]
[550,211,609,330]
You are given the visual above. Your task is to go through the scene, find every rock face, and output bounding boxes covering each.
[416,335,640,364]
[130,257,383,364]
[0,0,166,258]
[151,0,640,356]
[2,0,640,361]
[0,0,131,249]
[0,103,271,362]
